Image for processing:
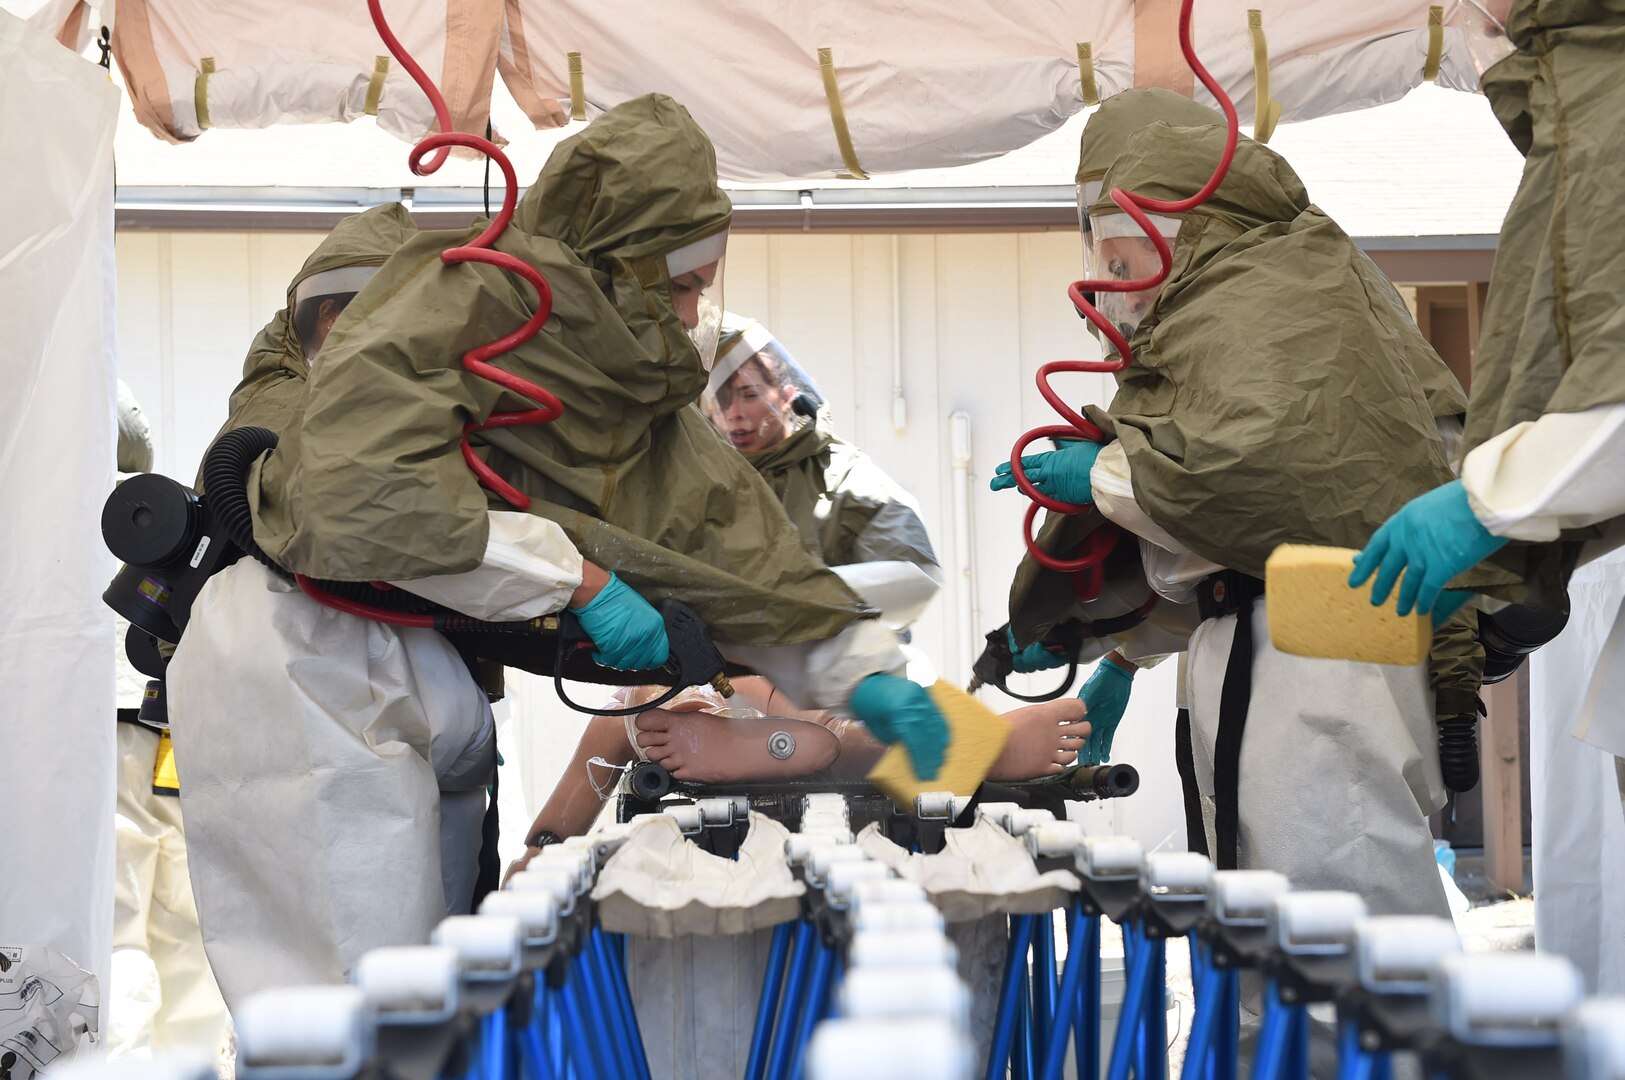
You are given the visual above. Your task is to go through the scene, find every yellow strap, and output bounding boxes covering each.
[152,730,180,796]
[364,55,390,116]
[1077,42,1100,106]
[193,56,215,131]
[818,47,869,180]
[568,52,586,121]
[1247,10,1282,143]
[1423,5,1444,83]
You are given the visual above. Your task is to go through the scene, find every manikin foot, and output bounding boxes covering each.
[987,698,1089,781]
[633,709,840,784]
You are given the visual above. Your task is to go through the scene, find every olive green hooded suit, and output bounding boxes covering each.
[1461,0,1625,579]
[745,408,938,573]
[202,202,418,474]
[1010,91,1487,715]
[248,95,869,647]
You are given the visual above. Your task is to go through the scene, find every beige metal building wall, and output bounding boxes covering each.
[113,227,1189,855]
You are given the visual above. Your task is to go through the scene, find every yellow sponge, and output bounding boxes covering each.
[1265,544,1431,665]
[867,680,1012,804]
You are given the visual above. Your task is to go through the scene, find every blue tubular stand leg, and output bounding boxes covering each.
[592,926,649,1080]
[1181,960,1225,1080]
[788,937,838,1080]
[766,921,818,1080]
[559,964,610,1080]
[1287,1005,1310,1080]
[1336,1019,1376,1080]
[521,1014,557,1080]
[1079,912,1102,1080]
[1215,967,1240,1080]
[1014,960,1034,1080]
[985,914,1039,1080]
[1251,981,1290,1080]
[746,921,795,1080]
[481,1007,509,1080]
[1033,912,1058,1068]
[1145,934,1168,1080]
[1040,902,1090,1080]
[571,948,622,1079]
[1105,921,1155,1080]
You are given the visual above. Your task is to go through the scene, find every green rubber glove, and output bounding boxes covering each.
[1079,656,1134,765]
[1349,480,1506,622]
[847,674,948,781]
[1007,627,1069,673]
[568,572,671,671]
[989,440,1103,505]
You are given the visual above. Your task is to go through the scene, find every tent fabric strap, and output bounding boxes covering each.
[194,56,216,131]
[568,51,586,121]
[364,55,391,116]
[1133,0,1194,96]
[1247,10,1282,143]
[817,46,869,180]
[1423,5,1444,82]
[1077,42,1100,106]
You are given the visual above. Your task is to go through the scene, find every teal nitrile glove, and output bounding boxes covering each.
[568,573,671,671]
[1078,655,1134,765]
[1348,480,1508,622]
[989,439,1103,504]
[847,673,948,781]
[1007,627,1069,673]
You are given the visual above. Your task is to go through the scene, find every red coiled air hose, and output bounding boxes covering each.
[295,1,567,624]
[1009,0,1240,598]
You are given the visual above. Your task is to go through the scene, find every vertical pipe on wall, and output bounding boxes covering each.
[949,410,980,682]
[890,235,908,432]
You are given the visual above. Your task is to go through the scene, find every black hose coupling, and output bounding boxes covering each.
[1437,713,1480,794]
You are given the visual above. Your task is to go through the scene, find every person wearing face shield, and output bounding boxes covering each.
[993,91,1504,930]
[166,96,944,1002]
[1349,0,1625,993]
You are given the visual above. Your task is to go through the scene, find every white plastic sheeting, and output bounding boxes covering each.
[855,818,1079,921]
[592,815,805,937]
[37,0,1491,182]
[501,0,1484,181]
[0,7,120,1008]
[101,0,499,144]
[1530,549,1625,995]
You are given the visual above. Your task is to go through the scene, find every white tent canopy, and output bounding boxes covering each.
[24,0,1493,183]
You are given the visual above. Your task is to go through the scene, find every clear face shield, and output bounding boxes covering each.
[665,230,729,370]
[1454,0,1515,78]
[702,318,826,454]
[1081,210,1183,343]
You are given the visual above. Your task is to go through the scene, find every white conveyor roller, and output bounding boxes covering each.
[431,915,523,982]
[1564,999,1625,1080]
[1026,820,1087,860]
[511,864,579,917]
[1141,852,1214,899]
[838,967,971,1024]
[1353,916,1460,996]
[1269,892,1368,956]
[805,1017,974,1080]
[480,889,560,948]
[1430,953,1583,1047]
[848,931,959,970]
[235,985,371,1080]
[851,900,946,935]
[352,945,461,1024]
[1207,871,1291,928]
[1078,836,1143,881]
[825,861,894,907]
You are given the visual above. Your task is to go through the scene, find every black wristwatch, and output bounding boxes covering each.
[525,829,563,850]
